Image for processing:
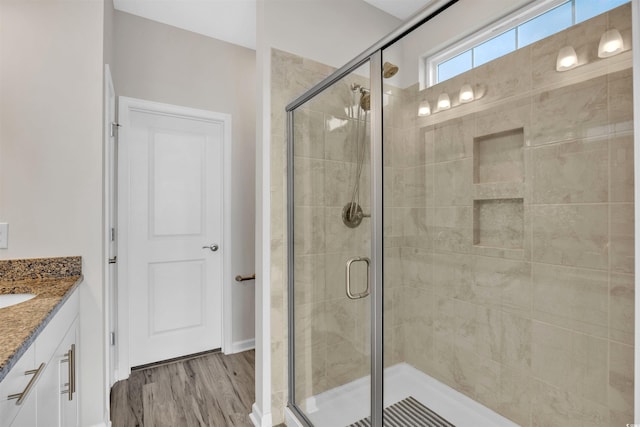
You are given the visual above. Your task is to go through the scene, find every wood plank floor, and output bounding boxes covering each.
[111,350,255,427]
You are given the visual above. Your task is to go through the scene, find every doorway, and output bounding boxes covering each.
[116,97,232,376]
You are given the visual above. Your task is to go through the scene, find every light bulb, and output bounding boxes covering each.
[437,93,450,110]
[459,84,474,103]
[418,100,431,116]
[556,46,578,71]
[598,29,623,58]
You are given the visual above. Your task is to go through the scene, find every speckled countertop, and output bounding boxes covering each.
[0,256,82,382]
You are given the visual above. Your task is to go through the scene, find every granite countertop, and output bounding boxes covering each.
[0,257,82,382]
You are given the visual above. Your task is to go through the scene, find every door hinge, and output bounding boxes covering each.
[110,122,121,137]
[110,332,116,346]
[109,256,117,264]
[110,227,116,242]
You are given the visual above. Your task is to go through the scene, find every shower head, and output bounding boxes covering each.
[359,92,371,111]
[383,62,399,78]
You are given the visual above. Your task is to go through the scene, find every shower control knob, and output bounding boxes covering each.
[202,244,219,252]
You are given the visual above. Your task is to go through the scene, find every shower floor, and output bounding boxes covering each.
[285,363,519,427]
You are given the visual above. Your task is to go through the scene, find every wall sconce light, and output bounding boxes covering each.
[418,100,431,116]
[556,46,578,71]
[437,93,451,110]
[598,29,623,58]
[459,84,475,103]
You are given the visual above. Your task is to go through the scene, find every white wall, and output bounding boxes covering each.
[253,0,400,424]
[0,1,106,425]
[112,11,257,347]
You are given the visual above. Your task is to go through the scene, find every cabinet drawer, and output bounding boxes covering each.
[0,344,35,426]
[0,389,36,427]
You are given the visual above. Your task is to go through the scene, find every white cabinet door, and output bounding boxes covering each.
[35,319,78,427]
[36,355,60,427]
[59,321,78,427]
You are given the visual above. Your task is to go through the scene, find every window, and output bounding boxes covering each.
[426,0,629,86]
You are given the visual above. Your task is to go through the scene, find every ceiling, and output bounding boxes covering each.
[112,0,432,50]
[361,0,432,20]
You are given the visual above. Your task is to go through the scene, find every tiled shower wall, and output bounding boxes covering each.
[273,3,635,426]
[387,4,634,426]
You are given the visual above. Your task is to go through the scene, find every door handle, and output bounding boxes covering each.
[8,363,46,405]
[202,244,219,252]
[345,256,370,300]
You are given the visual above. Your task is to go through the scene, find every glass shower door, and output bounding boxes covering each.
[288,61,374,426]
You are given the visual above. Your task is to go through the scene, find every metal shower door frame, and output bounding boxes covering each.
[286,2,458,426]
[285,52,382,427]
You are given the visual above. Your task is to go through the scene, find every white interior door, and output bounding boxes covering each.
[119,98,228,368]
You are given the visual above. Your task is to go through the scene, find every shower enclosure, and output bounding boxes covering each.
[286,0,636,425]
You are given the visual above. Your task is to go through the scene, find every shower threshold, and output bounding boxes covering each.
[285,363,519,427]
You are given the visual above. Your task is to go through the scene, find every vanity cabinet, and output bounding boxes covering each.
[0,289,79,427]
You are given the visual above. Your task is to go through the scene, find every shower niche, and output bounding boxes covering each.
[472,128,525,253]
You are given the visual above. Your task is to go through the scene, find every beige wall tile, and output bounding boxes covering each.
[403,322,434,373]
[531,76,609,145]
[610,134,634,203]
[293,302,327,350]
[608,68,633,135]
[293,254,326,304]
[432,252,472,299]
[475,356,501,412]
[474,256,532,314]
[294,156,325,206]
[324,336,369,390]
[324,160,356,207]
[499,367,531,427]
[434,158,473,206]
[434,116,474,162]
[476,306,502,362]
[454,299,478,353]
[532,204,608,270]
[403,207,432,250]
[531,379,610,427]
[609,341,634,426]
[324,115,356,162]
[610,273,634,346]
[433,206,473,253]
[474,44,532,103]
[403,164,430,207]
[501,312,531,371]
[402,246,433,286]
[475,97,531,141]
[293,206,325,255]
[532,263,608,337]
[293,108,325,159]
[531,138,608,203]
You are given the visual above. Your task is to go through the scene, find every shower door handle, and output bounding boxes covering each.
[345,256,370,299]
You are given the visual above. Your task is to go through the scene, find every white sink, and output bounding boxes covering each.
[0,294,36,309]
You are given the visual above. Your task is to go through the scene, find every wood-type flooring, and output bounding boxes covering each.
[110,350,255,427]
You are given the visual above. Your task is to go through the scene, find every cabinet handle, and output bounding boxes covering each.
[7,362,45,405]
[61,344,76,401]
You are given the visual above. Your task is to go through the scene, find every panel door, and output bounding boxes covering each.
[124,101,225,367]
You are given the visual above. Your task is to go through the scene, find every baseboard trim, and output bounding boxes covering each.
[250,402,273,427]
[231,338,255,354]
